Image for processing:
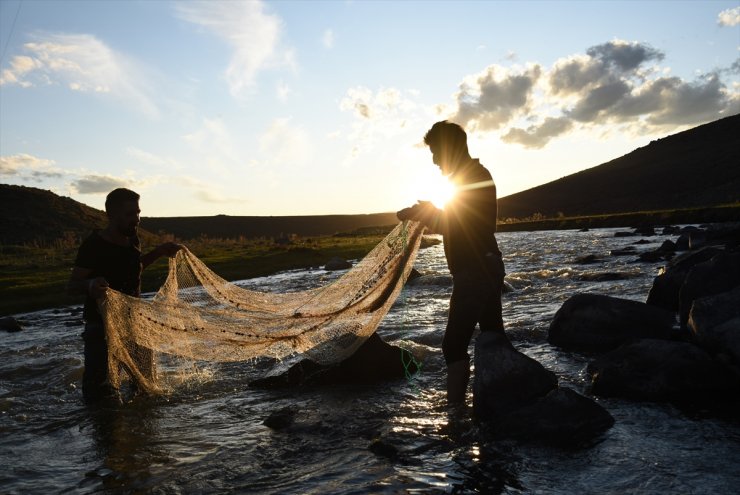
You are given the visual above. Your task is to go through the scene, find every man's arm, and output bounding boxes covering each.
[397,201,447,234]
[67,266,109,299]
[141,242,184,269]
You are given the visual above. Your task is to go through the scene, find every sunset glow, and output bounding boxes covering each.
[0,1,738,216]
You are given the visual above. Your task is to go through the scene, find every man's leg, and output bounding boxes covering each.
[82,324,115,403]
[442,274,484,404]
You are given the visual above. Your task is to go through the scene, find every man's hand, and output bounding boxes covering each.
[88,277,109,299]
[397,201,439,224]
[157,242,184,258]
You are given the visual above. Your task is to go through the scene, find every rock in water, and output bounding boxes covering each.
[249,332,419,388]
[473,332,557,418]
[678,252,740,328]
[0,316,23,333]
[688,285,740,364]
[324,257,352,271]
[493,388,614,447]
[587,339,740,402]
[646,246,723,311]
[548,294,675,352]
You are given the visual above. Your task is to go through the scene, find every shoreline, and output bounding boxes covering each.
[3,204,738,316]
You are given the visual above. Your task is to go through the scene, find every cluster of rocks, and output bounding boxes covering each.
[609,223,739,264]
[473,332,614,447]
[550,222,740,406]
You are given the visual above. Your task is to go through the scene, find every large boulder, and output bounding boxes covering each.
[705,222,740,249]
[0,316,23,333]
[492,388,615,447]
[678,252,740,328]
[473,332,557,418]
[249,332,419,388]
[587,339,740,403]
[646,246,724,311]
[548,294,676,352]
[688,285,740,364]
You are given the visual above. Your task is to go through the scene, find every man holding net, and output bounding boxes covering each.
[67,188,182,402]
[397,121,511,405]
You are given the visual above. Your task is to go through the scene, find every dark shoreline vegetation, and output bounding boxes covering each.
[2,203,738,316]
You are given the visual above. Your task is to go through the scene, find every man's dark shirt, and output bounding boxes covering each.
[444,159,501,276]
[75,231,142,325]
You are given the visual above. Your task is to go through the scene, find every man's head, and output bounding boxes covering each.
[105,188,140,237]
[423,121,470,175]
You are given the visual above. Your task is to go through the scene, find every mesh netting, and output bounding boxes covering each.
[98,221,424,394]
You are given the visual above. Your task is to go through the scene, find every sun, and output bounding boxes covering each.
[416,173,457,209]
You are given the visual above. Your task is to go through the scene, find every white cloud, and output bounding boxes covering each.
[450,64,542,131]
[339,86,423,158]
[718,6,740,27]
[70,174,131,194]
[443,39,739,148]
[175,0,294,97]
[0,153,64,181]
[126,147,181,169]
[322,29,335,49]
[0,33,160,117]
[502,117,574,149]
[259,117,312,166]
[276,79,292,102]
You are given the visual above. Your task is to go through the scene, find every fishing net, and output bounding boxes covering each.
[98,221,425,394]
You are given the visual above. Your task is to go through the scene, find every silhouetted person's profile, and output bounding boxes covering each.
[398,120,511,405]
[67,188,182,403]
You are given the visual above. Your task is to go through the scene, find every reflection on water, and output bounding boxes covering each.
[1,228,739,493]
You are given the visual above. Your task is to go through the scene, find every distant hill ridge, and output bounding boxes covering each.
[2,114,738,245]
[497,113,740,219]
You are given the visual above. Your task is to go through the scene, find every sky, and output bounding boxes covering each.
[1,0,738,217]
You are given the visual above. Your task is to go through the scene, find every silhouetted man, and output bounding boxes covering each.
[68,188,181,402]
[398,121,510,404]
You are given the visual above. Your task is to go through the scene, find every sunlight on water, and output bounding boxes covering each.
[1,228,739,493]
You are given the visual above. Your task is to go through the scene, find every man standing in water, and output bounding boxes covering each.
[398,121,510,404]
[68,188,181,402]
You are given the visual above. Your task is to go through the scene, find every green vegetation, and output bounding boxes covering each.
[0,232,389,316]
[497,203,740,232]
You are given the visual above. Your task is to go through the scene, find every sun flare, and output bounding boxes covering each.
[416,173,457,209]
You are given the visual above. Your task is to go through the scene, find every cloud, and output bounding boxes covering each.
[449,64,542,131]
[585,40,664,72]
[718,6,740,27]
[0,33,159,117]
[259,117,312,166]
[70,174,131,194]
[126,147,180,169]
[175,0,293,97]
[322,29,335,49]
[442,39,739,149]
[276,79,292,102]
[502,117,574,149]
[0,153,64,181]
[339,86,422,157]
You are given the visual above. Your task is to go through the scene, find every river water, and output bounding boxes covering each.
[2,228,739,494]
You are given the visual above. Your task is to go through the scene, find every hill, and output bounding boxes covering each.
[498,114,740,219]
[0,184,110,245]
[140,213,399,240]
[0,184,399,244]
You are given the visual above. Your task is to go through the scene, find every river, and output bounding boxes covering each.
[2,227,739,494]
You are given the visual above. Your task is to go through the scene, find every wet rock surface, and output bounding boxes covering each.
[548,293,676,352]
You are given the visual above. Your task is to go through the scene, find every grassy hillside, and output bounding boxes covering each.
[141,213,399,240]
[498,113,740,219]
